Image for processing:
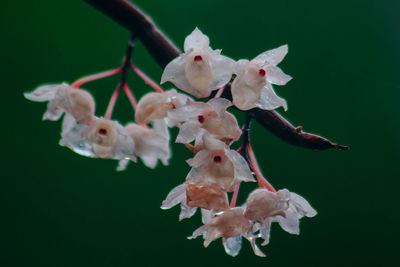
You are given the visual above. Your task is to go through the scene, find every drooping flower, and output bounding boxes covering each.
[167,98,241,143]
[231,45,292,111]
[120,119,170,169]
[161,28,235,98]
[24,83,95,125]
[135,89,191,124]
[160,183,198,221]
[186,134,255,191]
[59,116,136,165]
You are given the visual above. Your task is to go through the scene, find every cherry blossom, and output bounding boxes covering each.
[161,28,235,98]
[24,83,95,125]
[167,98,241,143]
[59,116,136,164]
[231,45,292,111]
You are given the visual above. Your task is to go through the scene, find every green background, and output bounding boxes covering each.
[1,0,398,266]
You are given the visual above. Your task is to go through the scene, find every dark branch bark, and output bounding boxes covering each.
[84,0,348,151]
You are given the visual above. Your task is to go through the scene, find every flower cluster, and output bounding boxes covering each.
[25,28,315,257]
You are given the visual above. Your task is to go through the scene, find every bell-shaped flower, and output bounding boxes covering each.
[186,135,255,191]
[231,45,292,111]
[188,207,250,247]
[168,98,241,143]
[161,181,229,219]
[161,28,235,98]
[135,89,191,124]
[24,83,95,125]
[59,116,136,165]
[119,119,170,169]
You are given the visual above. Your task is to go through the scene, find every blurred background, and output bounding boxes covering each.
[0,0,398,266]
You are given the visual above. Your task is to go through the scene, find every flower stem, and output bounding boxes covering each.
[247,143,276,192]
[104,86,120,120]
[230,183,241,208]
[214,86,225,98]
[131,63,164,93]
[71,67,122,88]
[122,83,137,111]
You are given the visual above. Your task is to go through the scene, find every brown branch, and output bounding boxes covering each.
[83,0,348,151]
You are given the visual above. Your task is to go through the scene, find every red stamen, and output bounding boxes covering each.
[194,55,203,61]
[98,128,107,136]
[258,69,266,77]
[198,115,205,123]
[213,156,222,163]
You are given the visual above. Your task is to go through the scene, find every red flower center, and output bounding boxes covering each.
[213,156,222,163]
[194,55,203,62]
[258,69,266,77]
[98,128,108,136]
[198,115,205,123]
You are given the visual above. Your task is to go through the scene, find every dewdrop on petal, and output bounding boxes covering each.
[231,45,292,111]
[59,117,136,163]
[161,28,235,98]
[24,83,95,125]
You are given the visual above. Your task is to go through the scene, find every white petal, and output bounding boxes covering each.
[276,212,300,235]
[179,203,197,221]
[257,83,287,111]
[290,192,317,218]
[184,28,210,52]
[201,208,214,224]
[233,60,250,75]
[24,83,66,101]
[208,97,232,115]
[43,101,64,121]
[254,44,288,66]
[210,53,235,88]
[266,66,292,85]
[186,150,210,168]
[117,159,130,171]
[61,113,76,137]
[223,236,242,257]
[226,149,256,183]
[175,121,201,143]
[161,184,187,210]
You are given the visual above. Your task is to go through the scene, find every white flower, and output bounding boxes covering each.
[59,116,136,165]
[135,89,191,124]
[188,207,250,247]
[24,83,95,125]
[231,45,292,111]
[160,183,198,221]
[161,28,235,98]
[167,98,241,143]
[186,134,255,191]
[120,119,170,169]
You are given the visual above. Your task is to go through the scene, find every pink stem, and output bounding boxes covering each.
[247,143,276,192]
[122,83,137,111]
[131,63,164,93]
[104,86,121,120]
[71,67,123,88]
[230,183,241,208]
[214,86,225,98]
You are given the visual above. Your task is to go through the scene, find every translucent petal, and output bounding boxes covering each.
[266,66,292,86]
[233,60,250,75]
[184,27,210,52]
[61,113,76,137]
[276,211,300,235]
[231,74,263,110]
[248,237,266,257]
[254,45,288,66]
[179,203,197,221]
[226,149,255,183]
[161,184,187,210]
[257,83,287,111]
[290,192,317,218]
[24,83,65,101]
[210,53,235,89]
[43,101,64,121]
[201,208,214,224]
[186,150,210,168]
[175,121,201,143]
[223,236,242,257]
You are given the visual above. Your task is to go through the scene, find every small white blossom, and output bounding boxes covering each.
[135,89,191,124]
[231,45,292,111]
[59,116,136,164]
[24,83,95,125]
[120,119,170,169]
[186,135,255,191]
[168,98,241,143]
[161,28,235,98]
